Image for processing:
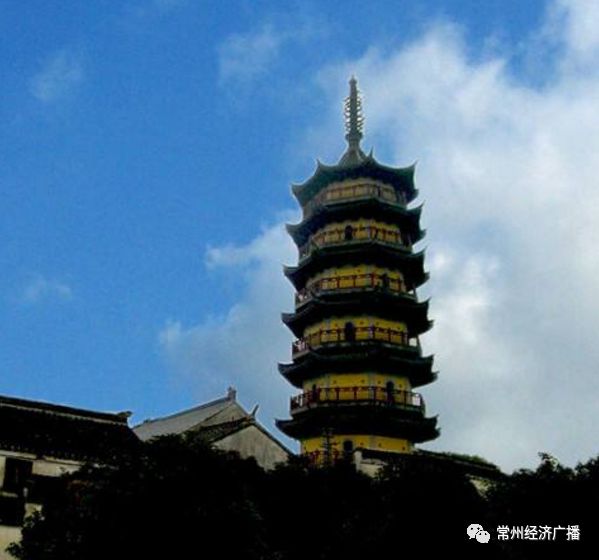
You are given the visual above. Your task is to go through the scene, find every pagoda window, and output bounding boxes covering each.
[311,384,319,403]
[344,321,356,342]
[342,440,354,457]
[344,224,354,241]
[385,381,396,404]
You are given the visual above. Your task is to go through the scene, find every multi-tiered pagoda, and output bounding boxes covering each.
[276,78,439,465]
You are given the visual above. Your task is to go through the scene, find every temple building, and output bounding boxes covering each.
[134,387,291,471]
[0,388,290,558]
[276,78,439,466]
[0,395,137,559]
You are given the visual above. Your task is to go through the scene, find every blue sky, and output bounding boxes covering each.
[3,0,599,471]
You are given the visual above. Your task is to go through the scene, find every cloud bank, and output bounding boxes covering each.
[159,216,297,434]
[161,0,599,471]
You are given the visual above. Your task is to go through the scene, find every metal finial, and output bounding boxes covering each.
[344,76,364,149]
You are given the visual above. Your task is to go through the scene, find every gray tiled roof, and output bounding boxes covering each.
[133,392,248,441]
[0,395,138,461]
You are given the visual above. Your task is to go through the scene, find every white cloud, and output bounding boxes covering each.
[218,25,285,86]
[162,0,599,471]
[21,275,73,304]
[30,50,83,103]
[217,20,325,87]
[549,0,599,66]
[159,216,298,441]
[318,1,599,471]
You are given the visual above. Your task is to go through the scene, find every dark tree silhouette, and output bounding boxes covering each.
[9,440,597,560]
[10,434,268,560]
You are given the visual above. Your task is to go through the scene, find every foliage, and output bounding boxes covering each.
[10,434,268,560]
[486,452,591,557]
[9,443,597,560]
[422,449,495,466]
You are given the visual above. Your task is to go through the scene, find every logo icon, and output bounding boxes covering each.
[467,523,490,543]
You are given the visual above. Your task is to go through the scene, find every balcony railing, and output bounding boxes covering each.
[290,385,424,413]
[292,326,419,356]
[295,272,414,306]
[303,183,404,216]
[298,225,411,260]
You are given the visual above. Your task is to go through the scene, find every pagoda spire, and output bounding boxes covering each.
[339,76,366,165]
[345,76,364,148]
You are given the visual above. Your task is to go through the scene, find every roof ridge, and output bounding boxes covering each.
[201,399,247,424]
[0,394,129,425]
[135,395,242,427]
[195,415,252,432]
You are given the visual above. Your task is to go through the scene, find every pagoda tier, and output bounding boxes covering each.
[282,294,432,338]
[276,77,439,463]
[287,199,425,247]
[276,396,438,443]
[278,346,436,389]
[284,245,428,290]
[291,157,418,206]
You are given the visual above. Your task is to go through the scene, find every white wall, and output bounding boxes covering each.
[214,426,290,470]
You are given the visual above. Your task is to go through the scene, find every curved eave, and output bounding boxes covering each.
[291,158,417,206]
[282,295,432,338]
[278,350,436,389]
[276,408,438,443]
[284,246,428,290]
[287,201,424,247]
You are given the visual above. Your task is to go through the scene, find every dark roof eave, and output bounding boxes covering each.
[278,353,436,389]
[276,412,438,442]
[0,395,130,426]
[283,297,431,338]
[291,158,417,205]
[284,249,428,289]
[286,201,424,246]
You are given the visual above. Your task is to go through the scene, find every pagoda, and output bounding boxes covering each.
[276,78,439,465]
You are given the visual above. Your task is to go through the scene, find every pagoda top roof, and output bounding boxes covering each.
[291,155,417,205]
[292,77,417,205]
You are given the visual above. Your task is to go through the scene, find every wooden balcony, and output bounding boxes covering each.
[303,182,405,217]
[298,224,411,260]
[295,272,415,307]
[290,385,424,414]
[291,326,419,357]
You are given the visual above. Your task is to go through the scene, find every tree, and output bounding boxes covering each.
[13,438,596,559]
[487,452,590,557]
[10,434,269,560]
